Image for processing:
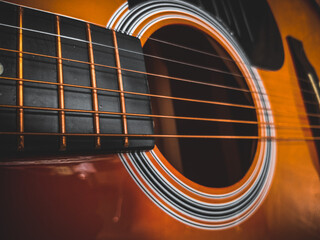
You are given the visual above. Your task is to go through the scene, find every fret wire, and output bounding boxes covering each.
[0,46,317,101]
[87,23,101,149]
[2,104,320,131]
[2,131,320,142]
[112,30,129,148]
[17,7,24,151]
[56,16,67,151]
[0,22,313,86]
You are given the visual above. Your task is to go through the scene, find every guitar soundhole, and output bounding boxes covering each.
[143,25,258,188]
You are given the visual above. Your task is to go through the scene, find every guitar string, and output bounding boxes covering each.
[2,131,320,142]
[1,69,319,116]
[0,22,315,89]
[0,75,256,110]
[2,65,319,129]
[0,48,319,123]
[0,46,317,108]
[131,36,311,86]
[0,12,318,143]
[148,37,234,63]
[2,74,320,125]
[1,98,320,132]
[1,0,313,87]
[0,8,318,146]
[0,25,319,129]
[4,22,239,77]
[0,23,316,104]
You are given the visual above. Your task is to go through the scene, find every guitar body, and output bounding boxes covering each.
[1,0,320,239]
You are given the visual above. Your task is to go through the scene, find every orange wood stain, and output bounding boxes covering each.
[1,0,320,239]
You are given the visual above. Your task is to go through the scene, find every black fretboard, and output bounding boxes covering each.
[0,1,154,157]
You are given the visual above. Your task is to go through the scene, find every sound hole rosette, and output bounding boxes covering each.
[113,0,276,229]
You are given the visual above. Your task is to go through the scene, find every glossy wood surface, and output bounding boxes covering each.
[1,0,320,239]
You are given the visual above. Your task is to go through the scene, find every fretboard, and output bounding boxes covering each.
[0,1,154,157]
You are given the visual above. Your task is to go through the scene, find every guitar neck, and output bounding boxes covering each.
[0,2,154,157]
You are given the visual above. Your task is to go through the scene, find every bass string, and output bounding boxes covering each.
[0,26,319,122]
[0,23,316,98]
[1,103,320,132]
[1,131,320,142]
[2,74,320,123]
[0,8,317,153]
[0,46,318,107]
[0,46,250,94]
[0,75,256,110]
[1,72,320,124]
[0,22,314,88]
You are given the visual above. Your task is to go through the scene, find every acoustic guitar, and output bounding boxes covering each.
[0,0,319,239]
